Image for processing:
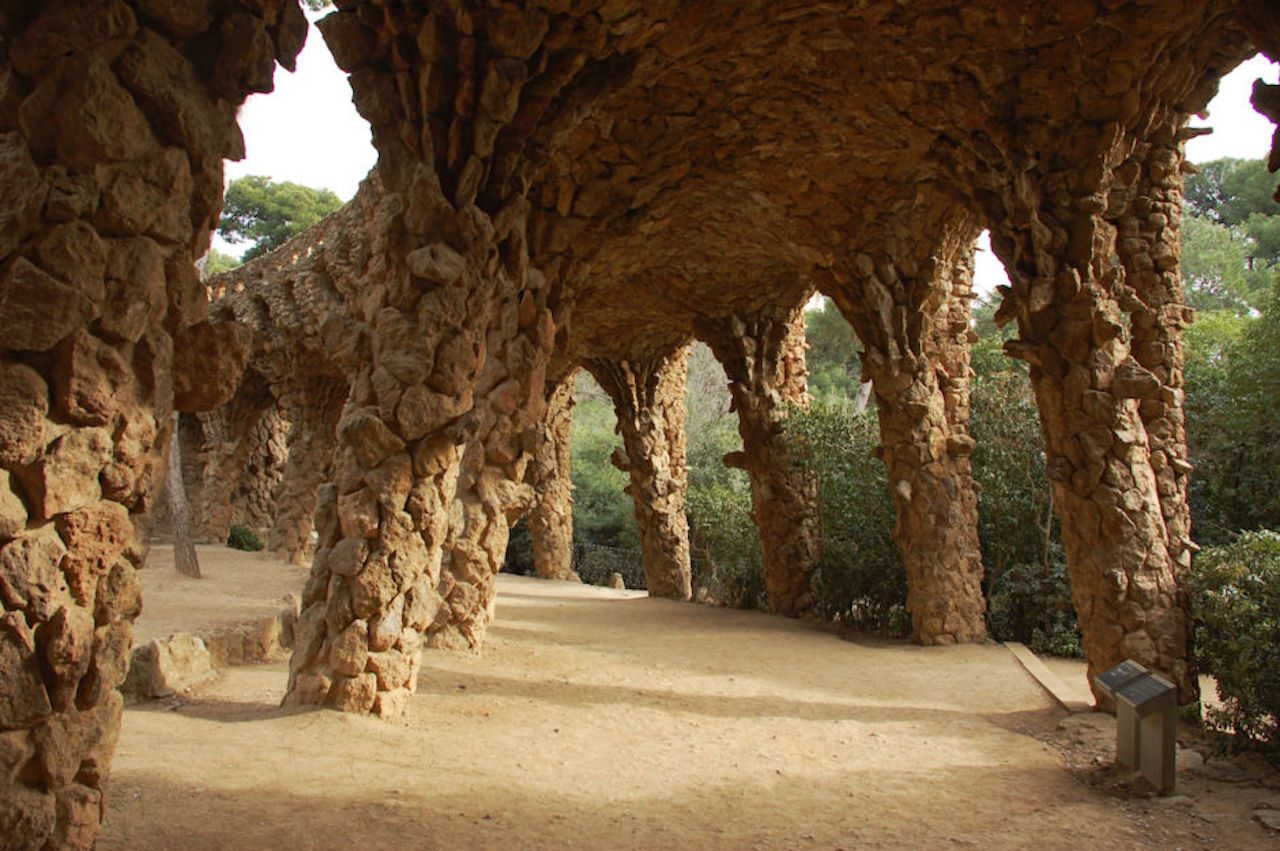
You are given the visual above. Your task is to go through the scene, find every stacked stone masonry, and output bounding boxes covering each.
[4,1,1280,847]
[587,347,694,600]
[0,0,307,845]
[527,370,579,582]
[695,299,821,617]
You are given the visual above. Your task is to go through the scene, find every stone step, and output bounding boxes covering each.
[121,596,300,702]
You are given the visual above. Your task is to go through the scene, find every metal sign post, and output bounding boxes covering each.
[1094,660,1178,794]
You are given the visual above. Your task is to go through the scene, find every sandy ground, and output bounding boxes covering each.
[132,545,309,644]
[97,547,1280,850]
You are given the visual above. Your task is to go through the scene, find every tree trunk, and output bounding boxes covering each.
[168,416,201,578]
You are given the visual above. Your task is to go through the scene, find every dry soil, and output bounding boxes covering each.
[97,546,1280,850]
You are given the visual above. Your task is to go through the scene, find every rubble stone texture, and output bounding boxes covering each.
[528,371,580,582]
[824,211,989,644]
[588,348,694,600]
[4,1,1280,846]
[0,0,307,845]
[696,301,820,617]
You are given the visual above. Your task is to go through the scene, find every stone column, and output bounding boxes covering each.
[587,348,694,601]
[283,5,564,715]
[1110,129,1196,609]
[268,378,346,564]
[984,138,1196,703]
[696,304,820,617]
[528,372,580,582]
[824,222,988,645]
[0,1,306,845]
[195,389,270,543]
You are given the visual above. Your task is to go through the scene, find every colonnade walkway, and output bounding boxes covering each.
[96,550,1275,849]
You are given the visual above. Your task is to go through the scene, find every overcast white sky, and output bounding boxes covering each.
[223,17,1280,296]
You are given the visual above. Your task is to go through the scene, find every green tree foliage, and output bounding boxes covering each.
[201,248,240,277]
[1181,156,1280,544]
[969,366,1077,657]
[1192,531,1280,752]
[1187,278,1280,541]
[785,401,907,633]
[1181,214,1259,313]
[682,346,765,607]
[569,375,640,552]
[1184,156,1279,312]
[218,175,342,261]
[804,298,863,400]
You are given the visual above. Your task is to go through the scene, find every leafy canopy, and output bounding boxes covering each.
[218,175,342,261]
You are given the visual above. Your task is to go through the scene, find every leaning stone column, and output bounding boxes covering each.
[696,304,820,617]
[0,1,306,846]
[825,219,988,645]
[984,139,1196,703]
[283,4,569,715]
[587,348,694,600]
[1110,129,1197,602]
[195,391,273,543]
[528,372,580,582]
[268,377,347,564]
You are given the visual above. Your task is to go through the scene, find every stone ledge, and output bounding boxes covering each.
[121,596,301,702]
[1005,641,1096,714]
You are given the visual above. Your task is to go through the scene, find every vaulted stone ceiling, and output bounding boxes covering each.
[477,0,1265,360]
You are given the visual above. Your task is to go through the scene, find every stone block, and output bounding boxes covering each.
[27,428,113,518]
[38,604,95,711]
[0,612,52,728]
[0,783,55,851]
[122,634,215,699]
[0,531,70,622]
[328,619,368,678]
[0,259,96,353]
[329,673,376,714]
[0,470,27,542]
[51,331,130,426]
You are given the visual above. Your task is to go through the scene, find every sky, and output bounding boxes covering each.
[222,17,1280,296]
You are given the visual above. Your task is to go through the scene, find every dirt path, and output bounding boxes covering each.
[99,549,1278,849]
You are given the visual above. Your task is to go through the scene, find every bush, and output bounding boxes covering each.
[1192,530,1280,751]
[572,541,646,589]
[226,524,264,552]
[985,552,1081,658]
[969,369,1080,653]
[502,519,535,576]
[687,478,766,608]
[785,400,908,635]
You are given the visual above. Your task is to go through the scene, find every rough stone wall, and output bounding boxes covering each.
[1109,129,1198,661]
[821,208,988,645]
[279,0,593,716]
[0,0,306,845]
[696,302,819,617]
[588,348,693,601]
[267,378,346,564]
[193,384,280,544]
[528,372,579,582]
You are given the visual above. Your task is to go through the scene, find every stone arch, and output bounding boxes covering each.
[4,3,1280,846]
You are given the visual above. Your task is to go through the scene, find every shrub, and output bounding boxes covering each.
[687,478,766,608]
[985,552,1081,658]
[502,519,535,576]
[785,400,908,635]
[572,541,646,589]
[1192,530,1280,751]
[226,524,264,552]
